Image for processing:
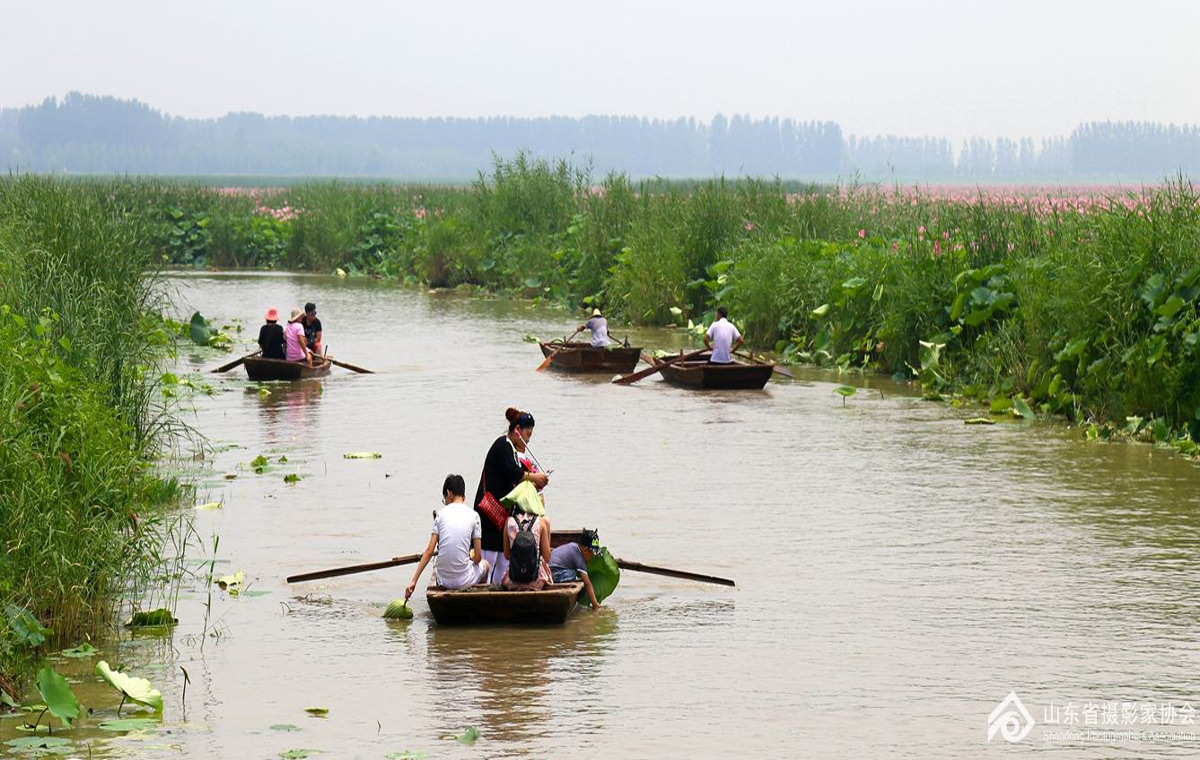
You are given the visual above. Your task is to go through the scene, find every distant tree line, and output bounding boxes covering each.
[1,92,1197,181]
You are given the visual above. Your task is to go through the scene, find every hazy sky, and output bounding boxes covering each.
[3,0,1198,144]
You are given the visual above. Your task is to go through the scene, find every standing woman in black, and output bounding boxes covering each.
[474,407,550,582]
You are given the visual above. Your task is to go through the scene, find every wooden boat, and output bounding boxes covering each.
[538,340,643,373]
[652,351,774,390]
[244,356,332,381]
[426,582,585,625]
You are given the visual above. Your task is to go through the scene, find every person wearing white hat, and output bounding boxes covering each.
[576,307,612,348]
[283,306,313,365]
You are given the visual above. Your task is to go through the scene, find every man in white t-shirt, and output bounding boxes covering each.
[704,306,744,364]
[405,474,490,600]
[577,308,612,348]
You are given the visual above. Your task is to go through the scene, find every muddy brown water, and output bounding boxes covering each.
[5,272,1200,758]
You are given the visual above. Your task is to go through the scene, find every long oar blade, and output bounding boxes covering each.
[536,348,560,372]
[327,357,374,374]
[210,351,259,373]
[286,554,419,584]
[613,349,705,385]
[615,558,736,587]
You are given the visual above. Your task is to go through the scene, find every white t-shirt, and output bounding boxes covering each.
[431,501,482,588]
[706,318,742,363]
[585,316,611,347]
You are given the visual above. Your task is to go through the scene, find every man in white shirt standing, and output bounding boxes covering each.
[704,306,744,364]
[405,474,490,600]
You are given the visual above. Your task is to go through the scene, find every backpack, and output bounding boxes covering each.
[509,515,539,583]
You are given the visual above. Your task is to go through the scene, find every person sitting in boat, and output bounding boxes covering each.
[474,408,550,583]
[501,504,552,591]
[302,302,323,357]
[703,306,744,364]
[405,474,491,601]
[283,307,313,366]
[549,529,603,610]
[576,308,612,348]
[257,307,287,360]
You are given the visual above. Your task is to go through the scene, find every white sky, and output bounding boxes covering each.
[2,0,1198,144]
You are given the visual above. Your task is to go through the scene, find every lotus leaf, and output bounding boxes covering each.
[964,417,996,425]
[59,642,98,658]
[127,609,177,627]
[6,604,52,647]
[98,718,161,731]
[271,724,302,732]
[383,600,413,620]
[1,689,15,707]
[5,736,72,749]
[280,751,322,759]
[522,333,540,343]
[440,727,479,745]
[95,661,164,712]
[343,452,382,459]
[385,752,428,759]
[216,570,245,591]
[283,473,301,484]
[36,667,79,728]
[583,548,620,604]
[196,501,223,511]
[304,707,328,717]
[1012,396,1035,419]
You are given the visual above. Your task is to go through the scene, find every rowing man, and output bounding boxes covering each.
[577,308,612,347]
[704,306,744,364]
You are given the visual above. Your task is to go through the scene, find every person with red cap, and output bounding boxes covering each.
[257,307,287,360]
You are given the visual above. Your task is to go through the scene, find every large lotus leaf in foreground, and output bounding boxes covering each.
[35,667,80,728]
[95,661,163,712]
[583,548,620,604]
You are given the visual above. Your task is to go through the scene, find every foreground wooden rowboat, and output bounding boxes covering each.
[244,356,332,381]
[538,341,643,373]
[426,581,585,625]
[653,351,774,390]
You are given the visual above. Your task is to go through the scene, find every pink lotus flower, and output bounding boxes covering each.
[858,229,866,238]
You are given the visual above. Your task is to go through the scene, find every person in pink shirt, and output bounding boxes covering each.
[283,307,312,365]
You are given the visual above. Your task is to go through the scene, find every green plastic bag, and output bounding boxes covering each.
[500,481,545,516]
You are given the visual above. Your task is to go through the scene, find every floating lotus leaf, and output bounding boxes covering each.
[343,452,382,459]
[964,417,997,425]
[304,707,328,717]
[98,718,161,731]
[95,661,163,712]
[59,642,98,658]
[127,609,177,627]
[196,501,223,511]
[216,570,245,591]
[5,736,72,749]
[280,750,323,759]
[36,667,79,728]
[383,600,413,620]
[385,752,428,759]
[440,727,479,745]
[271,724,302,732]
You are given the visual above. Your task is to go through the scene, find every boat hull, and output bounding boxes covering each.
[658,357,773,390]
[244,356,332,381]
[426,582,584,625]
[539,341,642,373]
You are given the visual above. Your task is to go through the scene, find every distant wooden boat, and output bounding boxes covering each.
[538,340,643,373]
[244,356,332,381]
[426,582,584,625]
[651,351,773,390]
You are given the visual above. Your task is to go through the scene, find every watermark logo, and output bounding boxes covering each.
[989,691,1036,743]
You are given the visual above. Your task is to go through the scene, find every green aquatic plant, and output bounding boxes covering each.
[127,609,177,628]
[58,643,98,659]
[440,726,479,745]
[834,386,857,406]
[35,667,79,729]
[95,661,163,714]
[304,707,328,717]
[5,606,52,648]
[98,718,161,731]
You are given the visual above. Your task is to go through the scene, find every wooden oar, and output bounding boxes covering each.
[210,350,260,373]
[613,349,706,385]
[286,553,419,584]
[615,558,736,587]
[734,350,793,378]
[326,356,374,374]
[536,329,582,372]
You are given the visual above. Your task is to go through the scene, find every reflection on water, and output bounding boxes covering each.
[8,272,1200,757]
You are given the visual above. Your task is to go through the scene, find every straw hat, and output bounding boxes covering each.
[591,308,603,317]
[289,307,303,322]
[265,307,279,321]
